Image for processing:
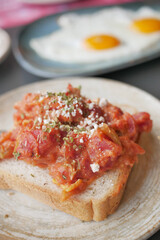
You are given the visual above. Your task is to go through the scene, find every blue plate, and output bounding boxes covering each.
[12,2,160,78]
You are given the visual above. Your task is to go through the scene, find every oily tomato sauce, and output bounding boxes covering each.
[0,84,152,199]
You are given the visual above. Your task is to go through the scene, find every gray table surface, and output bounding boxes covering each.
[0,28,160,240]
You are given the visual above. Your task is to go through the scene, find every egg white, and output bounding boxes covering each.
[30,7,160,63]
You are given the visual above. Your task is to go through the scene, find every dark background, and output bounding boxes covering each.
[0,27,160,240]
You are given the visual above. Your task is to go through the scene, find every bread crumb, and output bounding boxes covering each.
[4,214,9,218]
[8,192,15,196]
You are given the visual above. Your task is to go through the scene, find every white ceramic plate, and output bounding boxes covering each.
[0,29,11,64]
[0,78,160,240]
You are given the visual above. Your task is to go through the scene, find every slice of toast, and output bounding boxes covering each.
[0,158,131,221]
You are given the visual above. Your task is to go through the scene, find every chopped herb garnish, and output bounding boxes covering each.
[63,137,68,143]
[78,85,82,90]
[47,92,53,97]
[46,127,51,133]
[13,151,20,160]
[42,126,51,133]
[74,127,86,134]
[21,113,25,119]
[52,99,57,104]
[64,125,71,132]
[50,122,56,128]
[57,92,62,97]
[79,127,86,132]
[35,153,40,158]
[69,106,74,113]
[73,129,78,133]
[70,137,74,143]
[31,174,35,177]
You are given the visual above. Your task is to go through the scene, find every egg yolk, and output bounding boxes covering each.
[84,34,120,50]
[132,18,160,33]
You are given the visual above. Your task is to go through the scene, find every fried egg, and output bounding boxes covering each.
[30,7,160,63]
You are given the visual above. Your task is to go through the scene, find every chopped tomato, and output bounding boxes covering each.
[133,112,152,133]
[0,84,152,199]
[88,130,122,170]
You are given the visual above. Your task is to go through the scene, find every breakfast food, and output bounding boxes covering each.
[0,84,152,221]
[30,7,160,63]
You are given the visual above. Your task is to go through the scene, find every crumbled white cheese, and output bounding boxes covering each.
[93,123,98,130]
[37,117,42,123]
[99,116,105,122]
[87,119,92,125]
[73,99,78,105]
[24,140,27,147]
[88,102,94,110]
[44,119,49,124]
[39,96,44,102]
[45,110,49,115]
[89,129,95,138]
[90,163,100,173]
[80,138,84,143]
[71,109,76,117]
[99,98,108,108]
[78,108,83,115]
[42,125,47,131]
[56,110,60,117]
[99,123,104,128]
[65,112,70,118]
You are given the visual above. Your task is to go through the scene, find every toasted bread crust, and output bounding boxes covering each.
[0,163,131,221]
[91,166,131,221]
